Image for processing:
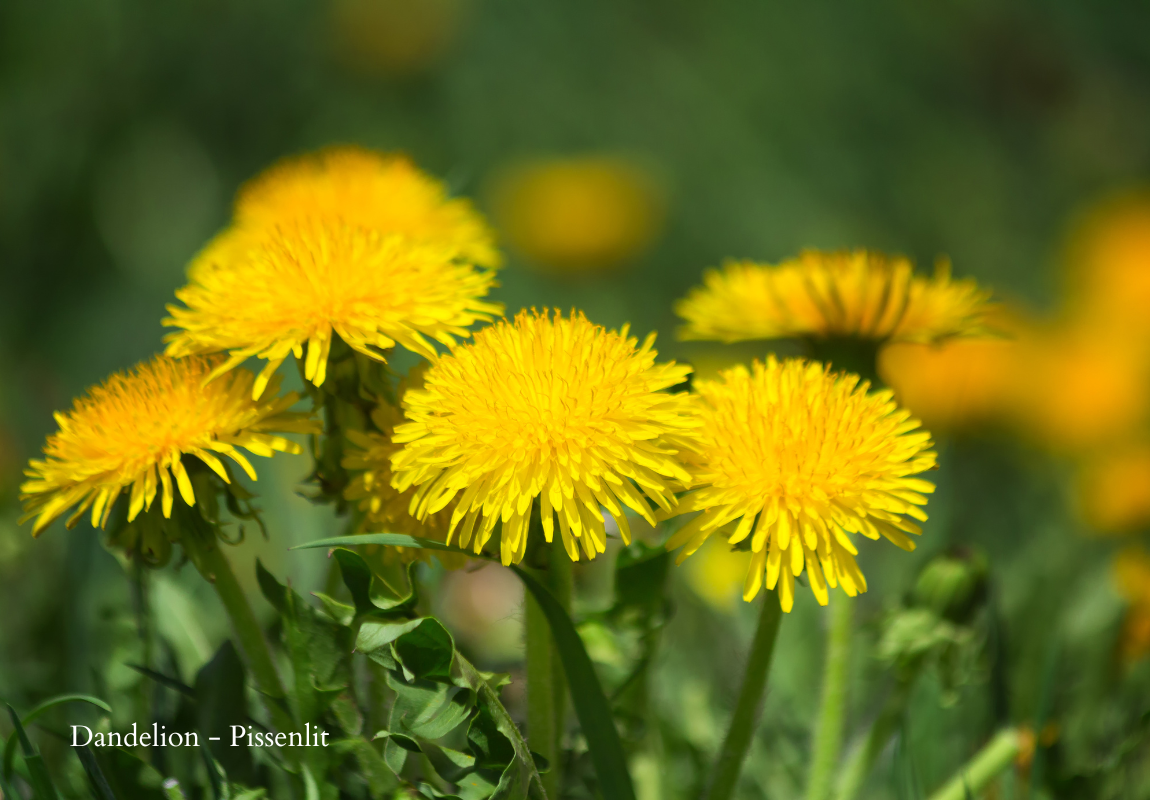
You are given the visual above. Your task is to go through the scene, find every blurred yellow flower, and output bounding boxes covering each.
[330,0,466,78]
[391,309,698,565]
[492,156,663,273]
[229,146,499,268]
[1064,191,1150,337]
[1112,547,1150,664]
[343,396,467,569]
[1075,446,1150,534]
[20,355,317,537]
[1007,327,1148,453]
[668,357,936,612]
[879,308,1026,430]
[684,536,752,612]
[676,250,995,345]
[164,146,501,397]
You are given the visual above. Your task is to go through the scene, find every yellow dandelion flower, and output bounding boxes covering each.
[667,357,937,613]
[343,399,467,569]
[491,156,664,273]
[164,222,501,397]
[20,355,317,537]
[231,146,499,269]
[676,249,994,345]
[163,146,501,397]
[390,309,698,566]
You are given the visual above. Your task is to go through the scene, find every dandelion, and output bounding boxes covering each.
[676,250,994,345]
[390,309,698,565]
[667,357,936,612]
[20,355,317,537]
[343,398,467,569]
[164,147,501,397]
[491,156,663,273]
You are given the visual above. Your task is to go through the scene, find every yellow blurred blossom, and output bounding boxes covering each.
[492,156,664,273]
[684,536,752,612]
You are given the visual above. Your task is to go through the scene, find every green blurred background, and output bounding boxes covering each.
[3,1,1150,797]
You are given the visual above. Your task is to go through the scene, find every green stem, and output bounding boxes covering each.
[926,728,1021,800]
[526,550,572,800]
[182,531,296,738]
[704,590,784,800]
[806,597,853,800]
[835,676,914,800]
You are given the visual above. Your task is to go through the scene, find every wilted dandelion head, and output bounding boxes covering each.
[676,250,995,345]
[20,355,317,537]
[343,396,467,569]
[668,357,937,613]
[390,309,699,566]
[492,156,663,273]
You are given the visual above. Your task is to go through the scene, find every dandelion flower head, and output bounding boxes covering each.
[21,355,317,537]
[390,309,698,566]
[668,357,937,612]
[164,147,501,397]
[676,249,995,345]
[231,146,499,268]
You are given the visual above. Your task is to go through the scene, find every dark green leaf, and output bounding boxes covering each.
[292,534,491,559]
[395,619,455,682]
[512,567,637,800]
[4,694,112,783]
[331,547,416,616]
[89,747,167,800]
[195,641,253,784]
[75,746,115,800]
[5,704,58,800]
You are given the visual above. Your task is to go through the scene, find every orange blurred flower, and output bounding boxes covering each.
[1064,191,1150,339]
[879,308,1025,431]
[1006,325,1148,453]
[491,156,664,274]
[1113,547,1150,664]
[1076,446,1150,534]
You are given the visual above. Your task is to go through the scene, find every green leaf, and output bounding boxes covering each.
[195,641,254,784]
[89,748,167,800]
[312,593,356,627]
[331,547,416,616]
[75,745,116,800]
[512,566,638,800]
[4,704,58,800]
[292,534,490,559]
[3,694,112,784]
[395,619,456,682]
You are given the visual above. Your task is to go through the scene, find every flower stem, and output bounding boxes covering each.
[526,548,572,800]
[806,596,853,800]
[704,589,784,800]
[925,728,1022,800]
[182,530,296,738]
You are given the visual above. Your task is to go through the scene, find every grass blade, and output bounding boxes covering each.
[512,566,636,800]
[5,704,59,800]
